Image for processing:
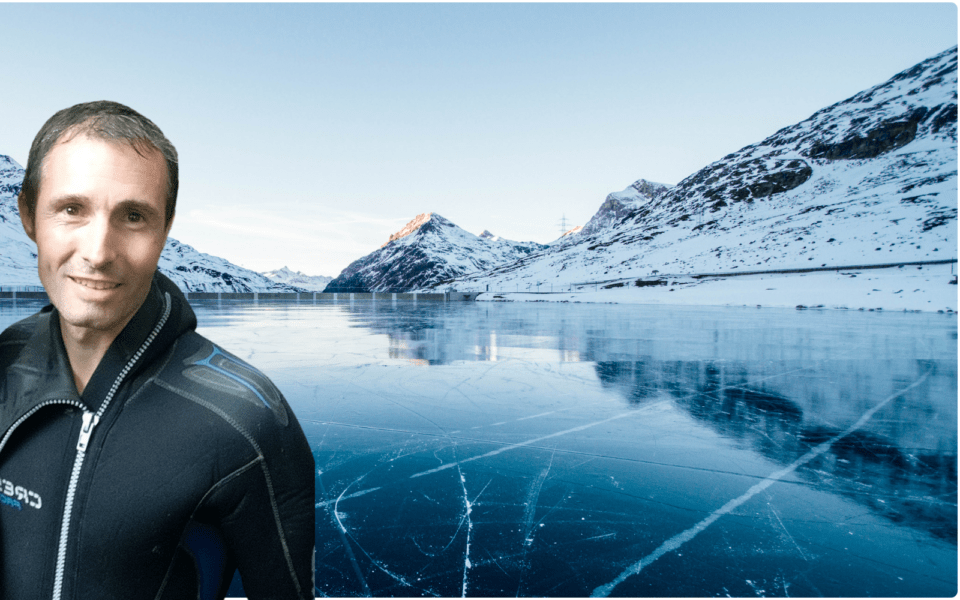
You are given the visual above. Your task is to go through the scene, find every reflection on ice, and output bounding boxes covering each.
[203,300,955,597]
[596,358,957,543]
[2,299,954,596]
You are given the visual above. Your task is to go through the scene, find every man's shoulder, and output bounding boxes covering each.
[156,331,292,432]
[0,309,50,369]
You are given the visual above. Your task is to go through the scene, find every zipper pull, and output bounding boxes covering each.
[77,411,100,452]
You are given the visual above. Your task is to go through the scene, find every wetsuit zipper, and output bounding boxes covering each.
[0,399,88,456]
[49,292,172,600]
[52,411,97,600]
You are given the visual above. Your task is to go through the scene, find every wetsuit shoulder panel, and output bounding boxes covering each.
[157,332,290,430]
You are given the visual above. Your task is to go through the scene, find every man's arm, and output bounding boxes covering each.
[202,416,316,599]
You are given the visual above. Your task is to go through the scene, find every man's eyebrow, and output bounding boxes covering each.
[114,199,162,217]
[48,193,88,207]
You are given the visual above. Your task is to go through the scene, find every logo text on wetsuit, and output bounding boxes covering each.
[0,478,41,511]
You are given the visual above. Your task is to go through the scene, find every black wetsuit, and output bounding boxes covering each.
[0,272,315,600]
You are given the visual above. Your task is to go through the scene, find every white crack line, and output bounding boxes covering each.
[591,370,930,597]
[410,402,669,479]
[458,470,473,598]
[315,486,382,508]
[522,451,555,548]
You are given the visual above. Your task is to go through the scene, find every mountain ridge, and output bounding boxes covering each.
[324,212,547,292]
[261,266,332,291]
[450,46,957,292]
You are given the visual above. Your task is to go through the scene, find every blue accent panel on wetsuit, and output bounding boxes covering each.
[0,495,22,511]
[183,521,227,600]
[179,340,289,425]
[195,347,270,409]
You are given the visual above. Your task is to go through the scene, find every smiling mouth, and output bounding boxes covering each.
[70,276,122,291]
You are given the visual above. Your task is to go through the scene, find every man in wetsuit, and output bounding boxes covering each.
[0,101,316,599]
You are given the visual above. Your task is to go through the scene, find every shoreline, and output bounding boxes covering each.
[475,263,958,313]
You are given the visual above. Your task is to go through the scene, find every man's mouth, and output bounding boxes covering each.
[70,276,122,291]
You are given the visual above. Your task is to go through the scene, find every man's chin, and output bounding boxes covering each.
[57,301,133,336]
[47,274,152,340]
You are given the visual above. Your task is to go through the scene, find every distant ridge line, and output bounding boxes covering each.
[689,258,957,279]
[566,259,958,287]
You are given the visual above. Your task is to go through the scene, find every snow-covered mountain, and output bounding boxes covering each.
[454,46,958,290]
[0,155,38,287]
[0,155,301,293]
[575,179,672,239]
[261,266,332,292]
[556,225,583,241]
[324,213,548,292]
[158,240,303,292]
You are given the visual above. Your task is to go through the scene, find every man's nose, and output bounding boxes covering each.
[78,214,118,269]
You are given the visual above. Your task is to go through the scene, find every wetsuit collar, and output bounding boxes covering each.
[7,271,196,414]
[79,272,196,413]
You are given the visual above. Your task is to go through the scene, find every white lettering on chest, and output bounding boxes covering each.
[0,477,42,509]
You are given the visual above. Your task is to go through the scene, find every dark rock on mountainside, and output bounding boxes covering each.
[324,213,547,292]
[573,180,673,239]
[808,110,927,160]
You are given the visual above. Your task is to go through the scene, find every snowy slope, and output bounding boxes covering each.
[0,156,301,293]
[157,239,303,292]
[576,179,672,238]
[0,155,43,287]
[455,47,958,295]
[325,213,547,292]
[261,266,332,292]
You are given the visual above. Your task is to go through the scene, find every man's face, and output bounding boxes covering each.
[22,134,172,339]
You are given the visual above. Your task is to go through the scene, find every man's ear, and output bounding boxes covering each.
[17,192,36,242]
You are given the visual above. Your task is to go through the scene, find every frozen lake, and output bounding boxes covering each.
[1,299,956,597]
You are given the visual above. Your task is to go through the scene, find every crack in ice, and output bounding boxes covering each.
[768,502,810,562]
[315,486,382,508]
[590,371,931,597]
[317,471,370,595]
[332,476,428,595]
[411,403,668,479]
[458,469,474,597]
[522,450,555,548]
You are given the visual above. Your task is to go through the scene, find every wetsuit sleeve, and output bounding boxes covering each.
[202,419,316,600]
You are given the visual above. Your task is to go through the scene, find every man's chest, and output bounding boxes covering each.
[0,397,250,599]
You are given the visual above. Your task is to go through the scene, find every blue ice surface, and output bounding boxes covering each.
[2,298,956,596]
[195,298,958,598]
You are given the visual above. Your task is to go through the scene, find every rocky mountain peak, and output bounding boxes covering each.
[578,179,673,238]
[326,213,547,292]
[383,212,439,247]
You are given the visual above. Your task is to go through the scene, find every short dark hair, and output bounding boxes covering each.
[18,100,178,225]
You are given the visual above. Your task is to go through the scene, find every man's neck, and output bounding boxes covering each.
[60,317,128,396]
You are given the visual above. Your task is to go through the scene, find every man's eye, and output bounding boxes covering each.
[127,212,143,223]
[64,206,79,216]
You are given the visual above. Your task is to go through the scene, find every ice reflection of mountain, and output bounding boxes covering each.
[343,301,591,365]
[594,358,956,541]
[338,301,957,542]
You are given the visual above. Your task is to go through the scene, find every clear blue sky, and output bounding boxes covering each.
[1,3,956,277]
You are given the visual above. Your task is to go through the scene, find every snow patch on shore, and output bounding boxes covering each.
[478,264,957,313]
